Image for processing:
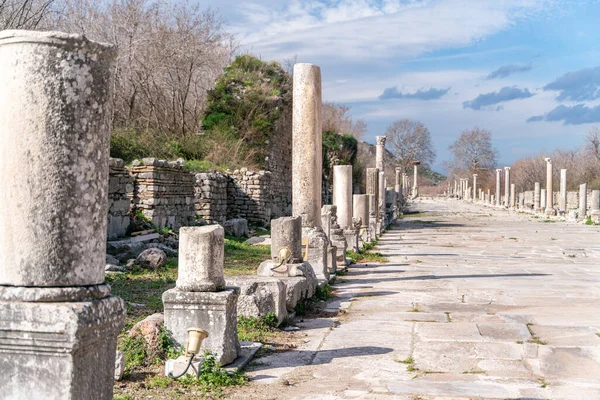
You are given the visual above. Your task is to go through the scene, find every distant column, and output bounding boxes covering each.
[495,169,502,206]
[292,63,322,228]
[412,163,419,198]
[534,182,541,212]
[541,189,547,210]
[510,184,516,208]
[472,174,477,202]
[579,183,588,219]
[504,167,510,207]
[332,165,353,229]
[545,158,555,215]
[591,190,600,222]
[559,169,567,214]
[366,168,379,223]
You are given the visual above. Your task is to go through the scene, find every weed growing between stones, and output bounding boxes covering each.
[346,239,389,264]
[315,284,333,300]
[526,323,548,345]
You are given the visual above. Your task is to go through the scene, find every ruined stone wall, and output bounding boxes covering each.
[227,169,272,226]
[194,171,229,224]
[130,158,195,229]
[107,158,133,239]
[264,100,293,219]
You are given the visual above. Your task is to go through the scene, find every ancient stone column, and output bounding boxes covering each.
[270,216,303,264]
[367,194,377,241]
[333,165,353,229]
[579,183,588,219]
[510,184,516,208]
[454,180,458,197]
[292,63,322,228]
[164,226,239,365]
[559,169,567,214]
[541,189,547,210]
[504,167,511,207]
[376,136,386,172]
[353,194,370,244]
[320,206,347,269]
[395,167,402,213]
[472,174,477,202]
[534,182,541,212]
[366,168,379,217]
[412,163,420,198]
[591,190,600,222]
[487,189,491,204]
[495,169,502,206]
[545,158,555,215]
[0,30,125,399]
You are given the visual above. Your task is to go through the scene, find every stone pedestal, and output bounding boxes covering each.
[292,63,322,228]
[344,229,360,253]
[164,225,239,365]
[0,30,125,399]
[163,289,239,365]
[353,194,370,244]
[304,227,330,281]
[579,183,587,220]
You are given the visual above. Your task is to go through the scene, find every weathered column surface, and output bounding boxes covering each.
[333,165,353,230]
[504,167,511,207]
[376,136,386,172]
[545,158,555,215]
[163,225,239,365]
[292,63,322,228]
[541,189,547,210]
[412,163,419,198]
[0,30,125,400]
[379,171,386,230]
[559,169,567,213]
[366,168,379,220]
[353,194,369,229]
[495,169,502,206]
[534,182,541,212]
[473,174,477,202]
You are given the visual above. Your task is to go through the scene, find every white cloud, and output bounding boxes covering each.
[229,0,563,62]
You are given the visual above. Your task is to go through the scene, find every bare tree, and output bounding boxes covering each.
[449,127,497,172]
[322,102,366,139]
[586,127,600,161]
[55,0,235,137]
[385,119,436,174]
[0,0,55,29]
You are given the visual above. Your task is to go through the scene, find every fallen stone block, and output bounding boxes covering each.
[223,218,249,237]
[224,276,288,326]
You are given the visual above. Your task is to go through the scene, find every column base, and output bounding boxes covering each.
[343,229,359,253]
[545,208,557,216]
[0,296,125,400]
[163,288,239,366]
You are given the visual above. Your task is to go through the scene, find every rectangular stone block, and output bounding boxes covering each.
[163,288,240,365]
[0,297,125,400]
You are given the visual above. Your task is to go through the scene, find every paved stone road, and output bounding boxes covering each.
[235,199,600,399]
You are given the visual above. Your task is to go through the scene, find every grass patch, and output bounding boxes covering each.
[542,219,556,223]
[178,351,247,390]
[527,323,548,345]
[397,356,414,364]
[315,284,333,300]
[462,369,486,375]
[237,314,278,342]
[346,239,389,264]
[223,236,270,275]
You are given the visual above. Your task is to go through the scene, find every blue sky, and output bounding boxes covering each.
[204,0,600,173]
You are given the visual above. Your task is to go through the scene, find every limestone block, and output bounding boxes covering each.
[344,229,360,253]
[163,288,239,365]
[0,297,125,399]
[225,276,288,326]
[223,218,249,237]
[176,225,225,292]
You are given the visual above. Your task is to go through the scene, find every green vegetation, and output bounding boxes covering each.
[179,352,247,389]
[223,236,271,275]
[398,356,414,364]
[346,240,389,264]
[526,323,548,345]
[315,284,333,300]
[237,314,278,342]
[586,216,594,225]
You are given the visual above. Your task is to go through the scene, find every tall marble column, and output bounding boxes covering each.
[292,63,322,228]
[333,165,353,229]
[495,169,502,206]
[454,180,458,197]
[292,63,328,280]
[376,136,386,172]
[504,167,511,208]
[472,174,477,202]
[591,190,600,222]
[379,171,386,231]
[353,194,370,243]
[541,189,547,210]
[395,167,402,213]
[545,158,555,215]
[375,136,386,226]
[559,169,567,214]
[0,30,125,399]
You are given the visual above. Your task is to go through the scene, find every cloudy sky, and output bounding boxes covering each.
[205,0,600,172]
